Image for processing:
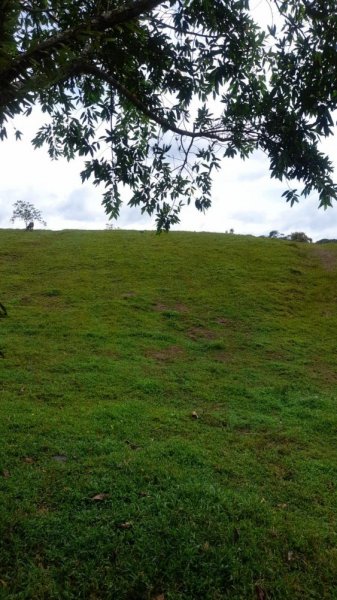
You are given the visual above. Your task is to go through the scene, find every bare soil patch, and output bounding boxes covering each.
[310,359,337,384]
[153,302,189,313]
[264,349,288,361]
[187,326,217,340]
[145,345,185,362]
[20,296,33,306]
[213,351,232,363]
[216,317,234,326]
[312,247,337,271]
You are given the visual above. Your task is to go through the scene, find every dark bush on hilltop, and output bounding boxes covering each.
[288,232,312,243]
[269,231,312,243]
[269,230,284,239]
[316,239,337,244]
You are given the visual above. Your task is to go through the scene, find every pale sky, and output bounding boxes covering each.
[1,2,337,241]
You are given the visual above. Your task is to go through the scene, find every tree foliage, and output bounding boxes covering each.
[10,200,47,229]
[1,0,337,229]
[269,230,312,242]
[288,231,312,243]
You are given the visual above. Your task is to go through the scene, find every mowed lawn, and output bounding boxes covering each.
[0,229,337,599]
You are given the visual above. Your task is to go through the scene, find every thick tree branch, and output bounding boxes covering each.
[1,0,165,84]
[78,61,235,143]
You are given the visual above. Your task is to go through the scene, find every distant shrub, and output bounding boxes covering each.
[269,230,284,239]
[269,230,313,243]
[316,238,337,244]
[288,232,312,243]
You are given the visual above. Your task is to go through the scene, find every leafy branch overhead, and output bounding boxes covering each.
[1,1,337,229]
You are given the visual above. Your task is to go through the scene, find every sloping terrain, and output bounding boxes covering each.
[0,230,337,599]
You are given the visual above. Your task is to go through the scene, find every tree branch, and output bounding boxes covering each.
[2,0,166,84]
[78,61,235,143]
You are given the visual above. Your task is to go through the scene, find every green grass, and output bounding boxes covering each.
[1,229,337,599]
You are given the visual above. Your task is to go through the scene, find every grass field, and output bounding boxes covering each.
[0,229,337,599]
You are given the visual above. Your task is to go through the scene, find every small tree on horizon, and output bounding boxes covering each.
[269,230,282,239]
[288,232,313,243]
[10,201,47,230]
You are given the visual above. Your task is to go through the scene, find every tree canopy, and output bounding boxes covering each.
[1,0,337,229]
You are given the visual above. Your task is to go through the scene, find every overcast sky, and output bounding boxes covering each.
[1,3,337,240]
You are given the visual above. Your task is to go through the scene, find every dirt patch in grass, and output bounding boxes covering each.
[145,345,185,362]
[41,290,62,298]
[312,247,337,271]
[100,349,119,359]
[0,252,21,263]
[320,310,334,318]
[153,303,167,311]
[153,302,189,313]
[187,326,217,340]
[40,299,65,311]
[36,505,50,515]
[310,359,337,384]
[174,303,189,313]
[254,431,304,455]
[269,463,293,480]
[216,317,235,327]
[264,349,289,361]
[213,351,233,363]
[234,425,255,435]
[199,412,228,428]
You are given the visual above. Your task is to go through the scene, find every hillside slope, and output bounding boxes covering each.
[1,230,337,599]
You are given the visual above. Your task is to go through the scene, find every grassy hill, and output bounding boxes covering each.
[1,229,337,599]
